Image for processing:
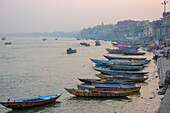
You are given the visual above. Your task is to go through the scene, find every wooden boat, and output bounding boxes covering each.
[123,52,145,55]
[95,40,101,46]
[65,88,132,97]
[109,65,145,71]
[77,84,141,92]
[1,37,6,40]
[103,55,147,60]
[96,74,148,82]
[78,78,135,85]
[106,48,124,54]
[106,48,137,54]
[42,38,47,41]
[102,62,146,71]
[112,44,140,50]
[90,58,146,66]
[85,43,90,47]
[66,48,77,54]
[101,61,145,66]
[0,93,62,109]
[4,42,12,45]
[94,67,149,75]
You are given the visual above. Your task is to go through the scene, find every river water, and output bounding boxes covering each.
[0,37,162,113]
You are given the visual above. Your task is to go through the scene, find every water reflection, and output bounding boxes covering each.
[6,101,61,113]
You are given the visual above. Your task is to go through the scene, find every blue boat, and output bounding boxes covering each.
[0,93,62,109]
[95,40,101,46]
[1,37,6,40]
[66,48,77,54]
[90,58,146,66]
[108,65,145,71]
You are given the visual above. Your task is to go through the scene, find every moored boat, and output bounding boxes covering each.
[108,65,145,71]
[94,67,149,75]
[65,88,132,97]
[90,58,146,66]
[0,93,62,109]
[78,78,135,85]
[106,48,137,54]
[123,52,145,55]
[77,84,141,92]
[96,74,148,82]
[103,55,147,60]
[42,38,47,41]
[105,48,124,54]
[112,43,140,50]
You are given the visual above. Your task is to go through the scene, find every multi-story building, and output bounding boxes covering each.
[153,11,170,38]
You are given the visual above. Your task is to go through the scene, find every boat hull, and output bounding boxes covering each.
[123,52,145,55]
[96,74,148,82]
[0,93,62,109]
[78,78,134,85]
[67,50,77,54]
[77,85,141,92]
[65,88,132,97]
[94,67,149,75]
[103,55,146,60]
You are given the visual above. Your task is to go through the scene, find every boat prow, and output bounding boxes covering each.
[0,93,62,109]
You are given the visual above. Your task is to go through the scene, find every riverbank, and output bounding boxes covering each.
[157,57,170,113]
[135,37,170,113]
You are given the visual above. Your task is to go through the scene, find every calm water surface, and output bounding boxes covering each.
[0,37,162,113]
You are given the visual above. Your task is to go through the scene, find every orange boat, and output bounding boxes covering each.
[77,84,141,92]
[65,88,132,97]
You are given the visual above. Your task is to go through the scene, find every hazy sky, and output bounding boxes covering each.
[0,0,169,33]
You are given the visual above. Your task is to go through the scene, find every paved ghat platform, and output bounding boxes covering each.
[157,57,170,113]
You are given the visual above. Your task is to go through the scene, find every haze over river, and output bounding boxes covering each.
[0,37,162,113]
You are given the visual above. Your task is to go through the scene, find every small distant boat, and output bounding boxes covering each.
[0,93,62,109]
[85,43,90,47]
[1,37,6,40]
[65,88,132,97]
[4,42,12,45]
[103,55,147,60]
[123,52,145,55]
[78,78,134,85]
[55,38,58,40]
[80,42,87,45]
[96,74,148,82]
[95,40,101,46]
[105,48,123,54]
[66,48,77,54]
[77,84,141,92]
[42,39,47,41]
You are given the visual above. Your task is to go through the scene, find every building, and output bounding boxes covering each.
[153,12,170,38]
